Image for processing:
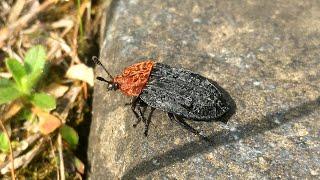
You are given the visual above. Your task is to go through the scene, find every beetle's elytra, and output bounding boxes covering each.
[94,58,230,141]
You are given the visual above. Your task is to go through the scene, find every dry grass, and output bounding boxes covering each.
[0,0,112,178]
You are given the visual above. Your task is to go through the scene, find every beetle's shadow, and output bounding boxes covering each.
[122,94,320,179]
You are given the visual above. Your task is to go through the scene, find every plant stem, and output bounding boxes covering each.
[0,120,15,180]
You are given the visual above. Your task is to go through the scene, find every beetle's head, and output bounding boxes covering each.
[92,56,118,91]
[96,76,119,91]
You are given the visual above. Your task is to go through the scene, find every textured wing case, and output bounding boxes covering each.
[139,63,229,121]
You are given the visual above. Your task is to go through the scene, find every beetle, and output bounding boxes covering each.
[93,57,230,141]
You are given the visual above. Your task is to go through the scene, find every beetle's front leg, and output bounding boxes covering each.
[131,97,148,128]
[130,97,142,127]
[143,107,155,136]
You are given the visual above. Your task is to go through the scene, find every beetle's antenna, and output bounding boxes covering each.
[96,76,113,84]
[92,56,114,80]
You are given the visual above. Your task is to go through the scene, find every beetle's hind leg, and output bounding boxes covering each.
[167,113,209,141]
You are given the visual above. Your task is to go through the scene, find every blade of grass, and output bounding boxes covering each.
[76,0,84,38]
[58,134,65,180]
[0,0,57,48]
[49,137,60,180]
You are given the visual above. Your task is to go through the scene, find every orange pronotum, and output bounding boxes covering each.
[114,60,154,96]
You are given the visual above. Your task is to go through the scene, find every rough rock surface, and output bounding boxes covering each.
[88,0,320,179]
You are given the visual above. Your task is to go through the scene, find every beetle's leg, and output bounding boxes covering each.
[132,97,148,128]
[131,97,142,127]
[144,107,155,136]
[133,105,146,124]
[167,113,209,141]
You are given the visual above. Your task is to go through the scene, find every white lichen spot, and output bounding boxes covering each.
[274,36,281,41]
[230,127,237,132]
[226,57,243,68]
[120,35,134,43]
[233,134,239,140]
[208,53,215,58]
[253,81,261,86]
[152,159,160,166]
[221,48,228,54]
[273,117,281,124]
[310,169,319,176]
[199,131,206,137]
[129,0,139,4]
[193,18,202,23]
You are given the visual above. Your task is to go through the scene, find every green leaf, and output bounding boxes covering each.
[22,46,47,93]
[60,125,79,149]
[5,58,26,87]
[24,45,46,74]
[30,92,56,111]
[0,78,23,105]
[0,132,10,153]
[22,69,43,93]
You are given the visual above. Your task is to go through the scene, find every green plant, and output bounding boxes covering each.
[0,45,56,111]
[0,45,79,154]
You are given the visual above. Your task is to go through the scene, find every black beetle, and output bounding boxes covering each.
[93,57,230,141]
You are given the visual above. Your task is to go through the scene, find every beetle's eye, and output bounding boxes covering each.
[114,83,119,90]
[107,83,118,91]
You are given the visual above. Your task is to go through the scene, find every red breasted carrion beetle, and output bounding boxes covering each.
[93,57,231,141]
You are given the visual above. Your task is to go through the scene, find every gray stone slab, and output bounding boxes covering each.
[88,0,320,179]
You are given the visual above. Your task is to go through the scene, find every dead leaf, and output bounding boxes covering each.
[44,83,69,98]
[74,156,85,174]
[0,72,12,79]
[66,63,94,86]
[32,108,61,135]
[0,101,23,123]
